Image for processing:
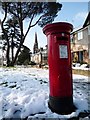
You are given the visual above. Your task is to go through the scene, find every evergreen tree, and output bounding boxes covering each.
[1,2,62,66]
[17,46,30,65]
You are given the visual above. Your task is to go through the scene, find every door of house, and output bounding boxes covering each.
[79,51,83,62]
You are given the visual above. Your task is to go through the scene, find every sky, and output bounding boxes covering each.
[0,1,89,53]
[23,2,88,52]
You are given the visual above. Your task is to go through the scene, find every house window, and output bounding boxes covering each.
[78,31,83,40]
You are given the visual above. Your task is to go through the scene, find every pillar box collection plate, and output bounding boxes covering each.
[43,22,76,114]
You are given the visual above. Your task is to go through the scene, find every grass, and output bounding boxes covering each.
[72,69,90,77]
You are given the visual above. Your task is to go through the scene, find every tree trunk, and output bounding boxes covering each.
[8,36,14,67]
[11,3,24,66]
[1,3,10,67]
[11,36,14,61]
[6,40,10,67]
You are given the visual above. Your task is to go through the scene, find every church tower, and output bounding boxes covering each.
[33,32,39,54]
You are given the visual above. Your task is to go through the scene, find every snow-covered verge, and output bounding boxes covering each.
[72,63,90,71]
[0,67,89,119]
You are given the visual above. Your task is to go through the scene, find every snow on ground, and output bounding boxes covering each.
[0,66,89,119]
[72,63,90,71]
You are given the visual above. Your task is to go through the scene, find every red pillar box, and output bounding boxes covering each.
[43,22,76,114]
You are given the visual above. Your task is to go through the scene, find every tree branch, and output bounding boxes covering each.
[30,13,49,27]
[22,2,37,21]
[23,13,49,41]
[30,15,43,28]
[9,9,18,18]
[23,13,35,40]
[2,3,7,28]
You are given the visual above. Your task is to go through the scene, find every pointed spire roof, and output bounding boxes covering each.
[33,32,39,54]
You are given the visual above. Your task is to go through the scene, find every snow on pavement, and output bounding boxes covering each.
[0,67,89,119]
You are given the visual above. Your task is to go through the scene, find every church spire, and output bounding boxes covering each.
[35,32,38,44]
[33,32,38,54]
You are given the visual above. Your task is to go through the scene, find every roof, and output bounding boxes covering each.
[71,12,90,34]
[71,26,83,34]
[83,12,90,27]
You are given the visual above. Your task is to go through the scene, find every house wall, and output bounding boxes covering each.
[74,27,88,46]
[31,49,48,65]
[71,26,89,64]
[88,35,90,64]
[31,53,41,64]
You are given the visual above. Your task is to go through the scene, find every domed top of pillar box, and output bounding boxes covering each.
[43,22,73,36]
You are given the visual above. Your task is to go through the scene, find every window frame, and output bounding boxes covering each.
[78,30,83,40]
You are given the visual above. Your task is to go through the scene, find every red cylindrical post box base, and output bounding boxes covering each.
[48,96,76,114]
